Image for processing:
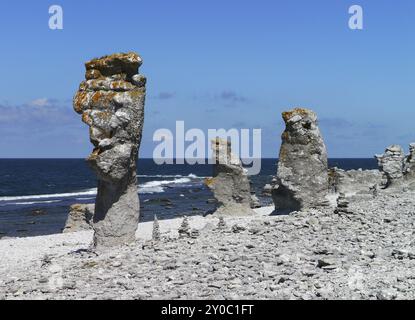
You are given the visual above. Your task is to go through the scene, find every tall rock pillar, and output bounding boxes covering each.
[272,108,329,212]
[73,52,146,248]
[206,138,255,216]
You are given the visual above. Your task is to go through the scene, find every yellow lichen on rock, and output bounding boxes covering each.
[73,52,146,248]
[282,107,315,122]
[73,91,89,114]
[109,80,135,91]
[85,52,142,77]
[87,148,101,161]
[81,112,93,126]
[85,69,103,80]
[204,177,215,186]
[90,91,117,109]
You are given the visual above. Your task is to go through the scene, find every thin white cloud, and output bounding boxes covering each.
[30,98,51,107]
[0,99,74,126]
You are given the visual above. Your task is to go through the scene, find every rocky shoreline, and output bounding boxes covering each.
[2,54,415,301]
[1,188,415,300]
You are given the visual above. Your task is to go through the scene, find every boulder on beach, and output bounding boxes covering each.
[205,138,255,216]
[272,108,329,212]
[73,52,146,248]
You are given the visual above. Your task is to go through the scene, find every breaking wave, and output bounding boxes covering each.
[0,175,201,204]
[0,189,98,202]
[138,177,192,194]
[137,173,205,179]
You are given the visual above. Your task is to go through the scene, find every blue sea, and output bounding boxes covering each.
[0,158,377,238]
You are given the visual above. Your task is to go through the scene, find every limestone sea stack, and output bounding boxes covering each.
[272,108,329,212]
[63,204,94,233]
[73,52,146,248]
[375,145,405,188]
[206,138,255,216]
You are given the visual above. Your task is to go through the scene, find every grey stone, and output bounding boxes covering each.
[329,167,383,195]
[334,193,353,215]
[231,224,246,233]
[217,216,226,229]
[316,258,335,268]
[152,215,161,241]
[272,108,329,212]
[262,184,273,196]
[62,281,77,290]
[73,52,146,248]
[4,187,415,300]
[250,194,261,208]
[376,289,397,300]
[189,229,200,239]
[111,261,122,268]
[404,143,415,181]
[63,204,94,233]
[369,184,378,197]
[206,138,255,216]
[178,217,190,237]
[375,145,405,188]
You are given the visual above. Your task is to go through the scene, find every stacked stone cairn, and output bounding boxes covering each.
[334,193,352,215]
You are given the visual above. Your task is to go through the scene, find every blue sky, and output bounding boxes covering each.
[0,0,414,158]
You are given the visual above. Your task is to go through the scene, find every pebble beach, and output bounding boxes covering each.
[2,189,415,300]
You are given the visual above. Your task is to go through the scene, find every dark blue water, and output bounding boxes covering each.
[0,158,377,238]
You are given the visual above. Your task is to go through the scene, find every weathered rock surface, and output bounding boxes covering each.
[206,138,255,216]
[2,190,415,300]
[404,143,415,180]
[250,194,261,209]
[63,204,94,233]
[328,168,383,195]
[327,143,415,195]
[73,52,146,248]
[375,145,405,188]
[272,108,329,212]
